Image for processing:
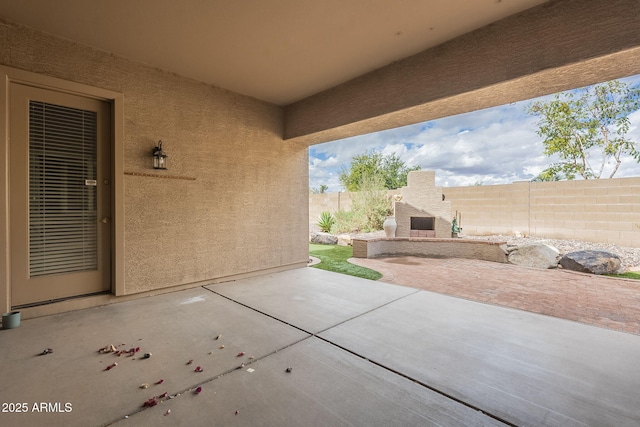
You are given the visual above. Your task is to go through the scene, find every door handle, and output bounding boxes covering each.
[101,217,111,224]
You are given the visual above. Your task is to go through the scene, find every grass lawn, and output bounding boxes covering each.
[309,243,382,280]
[606,271,640,280]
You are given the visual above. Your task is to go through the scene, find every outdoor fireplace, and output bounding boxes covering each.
[393,170,452,238]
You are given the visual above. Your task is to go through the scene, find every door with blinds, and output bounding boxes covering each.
[10,83,111,307]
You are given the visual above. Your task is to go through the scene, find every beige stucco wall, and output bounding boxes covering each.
[1,19,309,299]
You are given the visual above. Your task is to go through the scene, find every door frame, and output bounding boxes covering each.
[0,66,125,312]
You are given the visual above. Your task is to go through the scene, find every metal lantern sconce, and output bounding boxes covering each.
[152,140,168,170]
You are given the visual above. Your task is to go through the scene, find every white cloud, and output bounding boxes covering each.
[309,75,640,191]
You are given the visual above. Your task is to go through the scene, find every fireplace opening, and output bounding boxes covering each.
[410,217,435,237]
[411,217,434,230]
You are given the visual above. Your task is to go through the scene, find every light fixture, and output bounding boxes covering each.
[152,140,168,170]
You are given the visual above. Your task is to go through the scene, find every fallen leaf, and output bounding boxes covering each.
[215,334,222,340]
[186,359,194,365]
[164,409,171,416]
[194,386,202,394]
[143,397,158,408]
[140,383,150,389]
[98,345,115,354]
[105,362,118,371]
[237,352,245,357]
[194,366,203,373]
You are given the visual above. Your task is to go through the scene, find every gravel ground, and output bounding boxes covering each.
[460,234,640,272]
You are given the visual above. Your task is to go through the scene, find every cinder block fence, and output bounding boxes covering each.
[309,177,640,248]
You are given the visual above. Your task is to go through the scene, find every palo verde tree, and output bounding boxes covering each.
[339,150,420,191]
[526,79,640,180]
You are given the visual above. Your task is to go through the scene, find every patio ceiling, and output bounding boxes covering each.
[0,0,549,105]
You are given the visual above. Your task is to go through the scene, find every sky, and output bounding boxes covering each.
[309,74,640,192]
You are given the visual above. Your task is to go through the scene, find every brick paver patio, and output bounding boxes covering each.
[349,256,640,335]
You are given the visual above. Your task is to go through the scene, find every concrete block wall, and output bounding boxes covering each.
[444,182,531,236]
[309,192,352,227]
[528,178,640,246]
[312,177,640,248]
[445,177,640,247]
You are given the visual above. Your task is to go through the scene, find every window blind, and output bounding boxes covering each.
[29,101,98,277]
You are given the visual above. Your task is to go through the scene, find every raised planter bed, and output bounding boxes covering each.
[352,237,509,263]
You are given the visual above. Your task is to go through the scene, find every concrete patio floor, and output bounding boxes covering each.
[1,267,639,426]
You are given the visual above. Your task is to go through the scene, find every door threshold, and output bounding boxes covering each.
[12,291,112,310]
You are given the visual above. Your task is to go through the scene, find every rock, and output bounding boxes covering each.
[508,244,560,269]
[309,232,338,245]
[559,250,622,275]
[337,234,352,246]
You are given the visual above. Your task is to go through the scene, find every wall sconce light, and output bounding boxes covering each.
[152,140,168,170]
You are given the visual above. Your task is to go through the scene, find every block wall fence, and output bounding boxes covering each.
[309,176,640,248]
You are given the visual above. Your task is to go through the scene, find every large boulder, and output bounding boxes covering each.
[508,244,560,269]
[337,234,352,246]
[310,232,338,245]
[559,250,621,275]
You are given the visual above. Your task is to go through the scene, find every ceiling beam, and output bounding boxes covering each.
[285,0,640,146]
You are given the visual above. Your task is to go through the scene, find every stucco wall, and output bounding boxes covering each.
[395,171,452,238]
[1,19,309,296]
[286,0,640,146]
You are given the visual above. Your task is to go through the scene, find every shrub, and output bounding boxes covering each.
[331,209,363,234]
[317,211,335,233]
[330,174,392,233]
[351,174,392,231]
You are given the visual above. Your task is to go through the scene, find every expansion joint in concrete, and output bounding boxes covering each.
[203,285,516,427]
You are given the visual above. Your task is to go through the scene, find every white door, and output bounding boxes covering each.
[10,83,111,307]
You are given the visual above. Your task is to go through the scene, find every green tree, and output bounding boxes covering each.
[531,171,563,182]
[310,184,329,194]
[339,151,420,191]
[527,80,640,180]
